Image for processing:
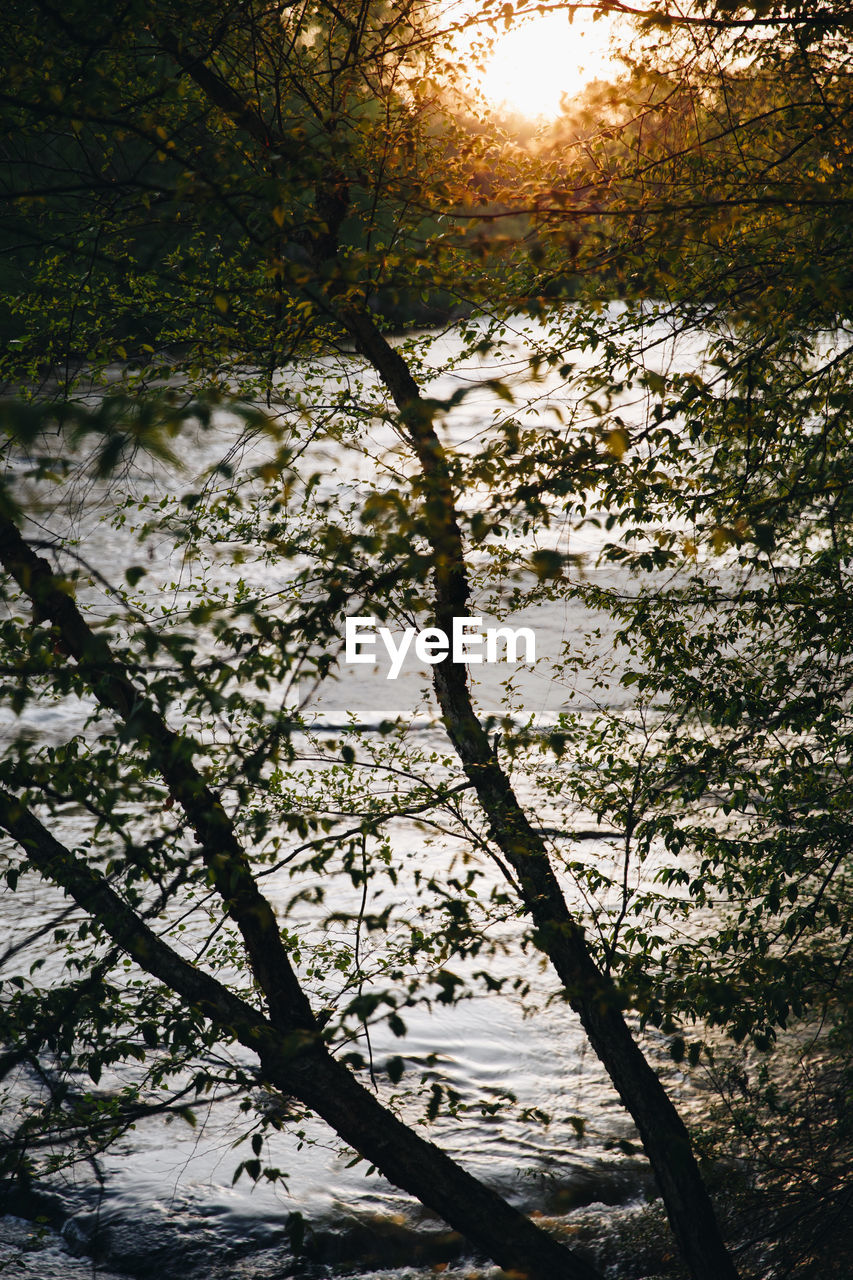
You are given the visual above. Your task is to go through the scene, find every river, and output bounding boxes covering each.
[1,307,718,1279]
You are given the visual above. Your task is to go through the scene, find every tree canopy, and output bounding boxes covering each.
[2,2,853,1278]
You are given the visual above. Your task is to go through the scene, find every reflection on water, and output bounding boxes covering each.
[1,310,708,1278]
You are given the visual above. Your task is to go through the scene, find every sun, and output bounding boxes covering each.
[476,9,621,120]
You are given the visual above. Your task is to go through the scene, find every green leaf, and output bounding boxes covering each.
[386,1055,405,1084]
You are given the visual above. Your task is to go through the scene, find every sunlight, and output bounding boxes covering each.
[476,9,621,119]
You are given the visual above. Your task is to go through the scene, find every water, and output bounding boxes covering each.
[0,308,711,1278]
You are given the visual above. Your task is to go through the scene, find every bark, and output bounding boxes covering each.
[0,792,603,1280]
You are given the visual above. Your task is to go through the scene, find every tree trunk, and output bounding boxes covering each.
[342,309,740,1280]
[0,791,602,1280]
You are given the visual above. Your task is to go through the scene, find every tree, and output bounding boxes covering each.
[503,2,853,1264]
[0,1,739,1276]
[523,0,853,1034]
[4,0,853,1276]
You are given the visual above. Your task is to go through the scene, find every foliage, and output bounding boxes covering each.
[2,2,853,1279]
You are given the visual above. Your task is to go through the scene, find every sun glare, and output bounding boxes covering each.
[476,10,621,120]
